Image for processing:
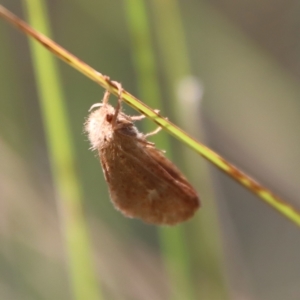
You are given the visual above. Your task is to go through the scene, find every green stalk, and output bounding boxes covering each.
[151,0,229,299]
[124,1,196,299]
[21,1,102,299]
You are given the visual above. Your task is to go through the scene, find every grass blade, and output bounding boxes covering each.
[124,1,196,299]
[20,1,102,299]
[151,0,228,298]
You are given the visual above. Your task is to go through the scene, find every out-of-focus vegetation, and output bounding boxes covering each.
[1,1,300,300]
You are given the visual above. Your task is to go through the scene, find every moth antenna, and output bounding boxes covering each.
[89,89,112,111]
[89,103,103,112]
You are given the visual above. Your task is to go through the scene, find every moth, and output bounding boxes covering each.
[85,87,200,225]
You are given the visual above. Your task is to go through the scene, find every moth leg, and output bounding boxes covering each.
[130,114,145,121]
[145,112,168,138]
[145,126,162,138]
[130,110,160,122]
[102,89,111,105]
[111,81,123,127]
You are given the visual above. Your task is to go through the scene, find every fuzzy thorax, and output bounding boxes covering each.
[85,103,141,151]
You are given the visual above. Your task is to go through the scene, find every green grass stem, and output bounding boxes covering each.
[21,1,102,299]
[124,1,196,299]
[151,1,229,298]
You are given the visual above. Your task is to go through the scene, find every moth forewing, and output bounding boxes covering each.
[145,146,199,196]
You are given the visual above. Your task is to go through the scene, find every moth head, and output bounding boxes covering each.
[85,103,116,150]
[105,112,114,123]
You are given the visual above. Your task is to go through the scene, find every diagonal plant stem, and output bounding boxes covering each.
[0,4,300,227]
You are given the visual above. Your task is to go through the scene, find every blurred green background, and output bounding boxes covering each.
[1,0,300,299]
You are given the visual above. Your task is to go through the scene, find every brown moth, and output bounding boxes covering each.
[85,88,200,225]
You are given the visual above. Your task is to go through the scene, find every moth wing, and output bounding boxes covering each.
[145,145,198,196]
[101,142,199,225]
